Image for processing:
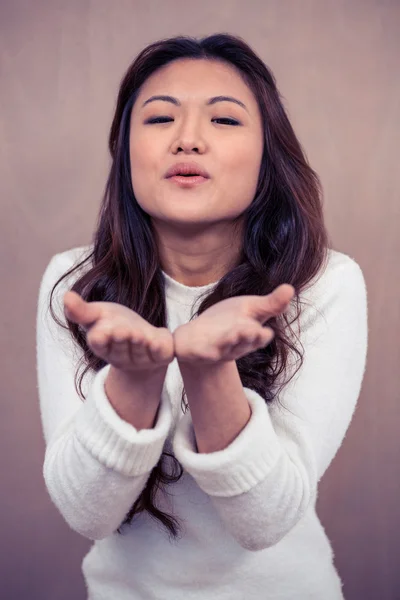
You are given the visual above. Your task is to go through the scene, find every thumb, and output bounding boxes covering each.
[63,290,100,329]
[252,284,295,323]
[269,284,296,309]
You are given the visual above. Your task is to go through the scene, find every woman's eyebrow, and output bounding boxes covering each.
[141,95,249,113]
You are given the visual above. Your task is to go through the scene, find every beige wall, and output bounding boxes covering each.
[1,1,399,598]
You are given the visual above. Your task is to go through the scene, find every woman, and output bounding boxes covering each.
[36,33,368,599]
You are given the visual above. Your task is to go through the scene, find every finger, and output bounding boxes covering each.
[111,324,133,343]
[225,327,274,353]
[147,337,165,362]
[64,291,101,330]
[87,322,114,353]
[259,327,275,345]
[108,334,152,365]
[147,329,173,362]
[89,327,136,365]
[270,284,295,311]
[128,330,146,350]
[252,284,295,324]
[276,283,296,302]
[109,339,134,366]
[109,326,144,362]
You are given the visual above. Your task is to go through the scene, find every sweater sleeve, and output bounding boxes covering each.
[37,250,173,541]
[172,253,368,551]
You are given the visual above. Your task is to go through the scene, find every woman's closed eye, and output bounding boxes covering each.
[144,117,241,126]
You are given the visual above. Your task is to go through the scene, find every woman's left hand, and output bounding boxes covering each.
[173,283,296,366]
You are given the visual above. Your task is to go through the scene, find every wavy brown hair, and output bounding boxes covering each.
[49,33,332,541]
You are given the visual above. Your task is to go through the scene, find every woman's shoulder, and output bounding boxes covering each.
[326,247,364,276]
[293,247,367,334]
[39,243,94,303]
[302,247,366,303]
[49,243,94,272]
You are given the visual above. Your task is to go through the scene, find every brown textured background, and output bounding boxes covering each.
[1,1,399,598]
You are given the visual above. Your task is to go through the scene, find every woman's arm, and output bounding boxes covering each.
[37,250,172,540]
[105,365,165,431]
[172,254,368,550]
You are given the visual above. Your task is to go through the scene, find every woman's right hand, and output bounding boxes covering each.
[63,290,174,373]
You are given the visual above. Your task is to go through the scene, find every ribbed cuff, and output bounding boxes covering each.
[172,387,282,497]
[74,365,173,477]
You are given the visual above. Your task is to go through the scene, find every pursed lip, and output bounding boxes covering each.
[164,161,210,179]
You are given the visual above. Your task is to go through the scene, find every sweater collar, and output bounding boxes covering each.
[161,269,220,307]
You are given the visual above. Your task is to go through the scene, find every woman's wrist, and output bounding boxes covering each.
[105,364,169,430]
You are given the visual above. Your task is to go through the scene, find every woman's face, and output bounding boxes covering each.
[129,58,264,234]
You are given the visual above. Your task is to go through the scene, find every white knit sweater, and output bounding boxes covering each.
[36,245,368,600]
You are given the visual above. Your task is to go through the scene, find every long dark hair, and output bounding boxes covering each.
[49,33,331,541]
